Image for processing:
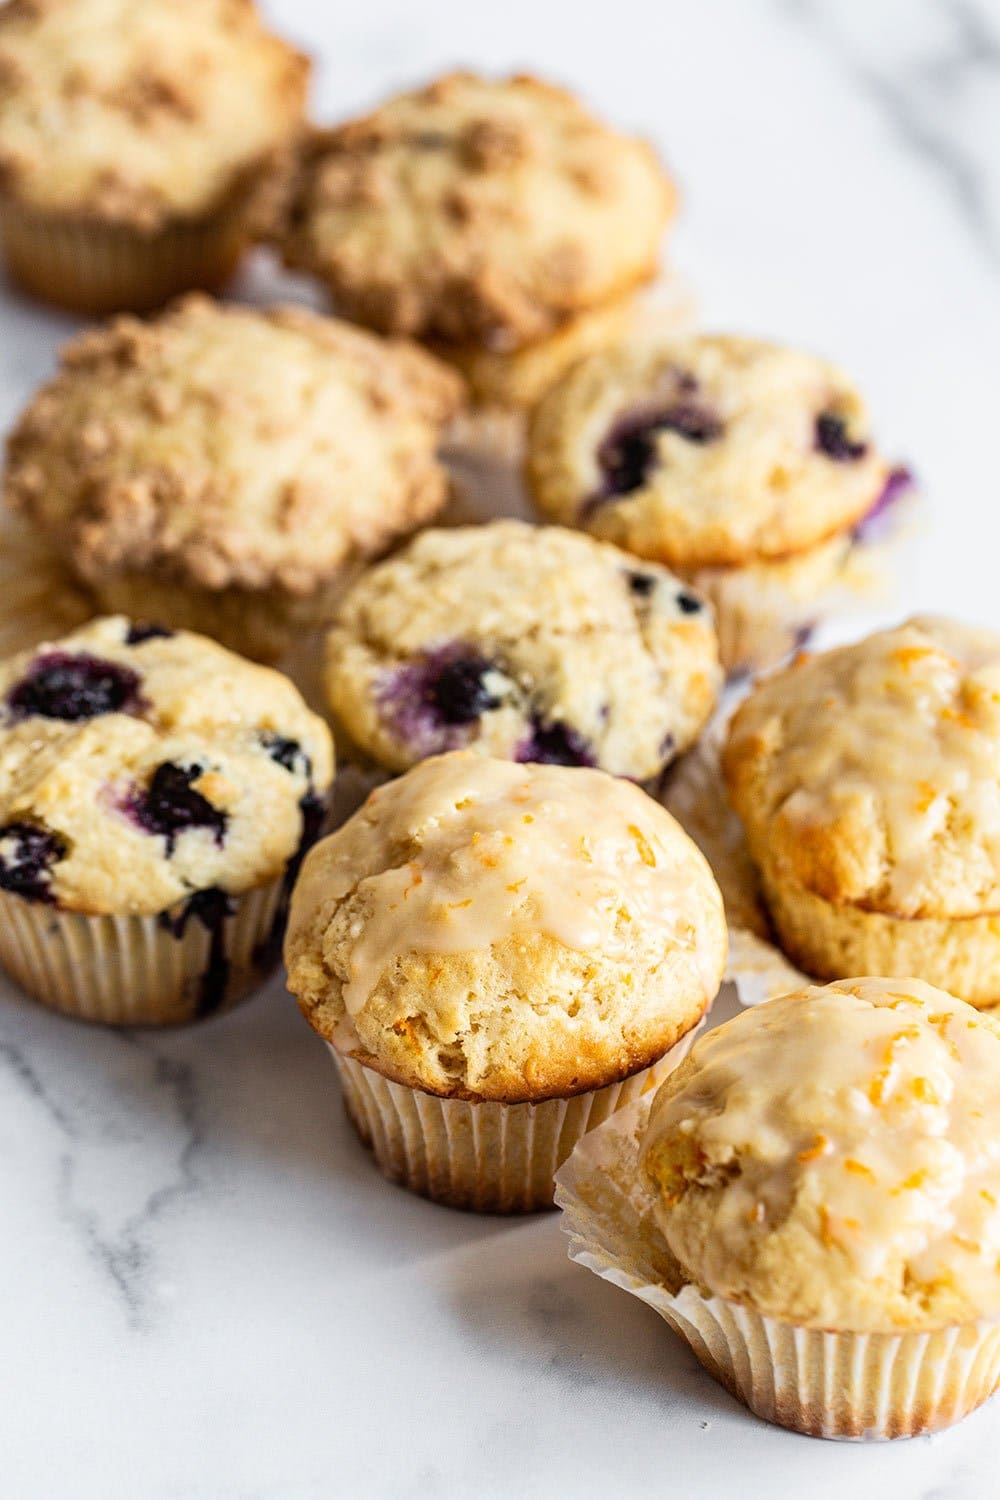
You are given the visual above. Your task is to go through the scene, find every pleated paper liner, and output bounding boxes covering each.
[0,874,287,1026]
[328,1024,699,1214]
[554,1094,1000,1439]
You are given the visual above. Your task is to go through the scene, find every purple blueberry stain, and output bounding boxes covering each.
[0,822,67,903]
[853,465,915,544]
[6,651,143,723]
[254,788,329,972]
[128,762,227,854]
[378,645,504,751]
[161,886,233,1018]
[591,399,723,506]
[815,412,868,462]
[517,717,595,768]
[125,622,174,646]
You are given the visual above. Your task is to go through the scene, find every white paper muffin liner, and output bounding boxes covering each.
[0,195,249,315]
[554,1095,1000,1439]
[328,1025,699,1214]
[0,875,287,1026]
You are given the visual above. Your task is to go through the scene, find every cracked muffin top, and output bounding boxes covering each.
[278,71,675,347]
[642,978,1000,1331]
[0,616,333,915]
[285,751,726,1102]
[324,520,721,781]
[527,334,891,570]
[4,295,464,597]
[0,0,309,227]
[723,616,1000,920]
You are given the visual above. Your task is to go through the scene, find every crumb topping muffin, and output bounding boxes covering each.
[4,296,463,654]
[0,0,309,229]
[527,334,891,570]
[0,615,333,915]
[325,521,721,780]
[279,71,675,347]
[285,751,726,1102]
[725,617,1000,920]
[642,978,1000,1332]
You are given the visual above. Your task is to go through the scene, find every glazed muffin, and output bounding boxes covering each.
[0,0,309,313]
[324,521,721,781]
[640,978,1000,1437]
[4,297,463,663]
[723,616,1000,1007]
[278,72,675,358]
[527,334,910,672]
[285,751,727,1211]
[0,615,333,1024]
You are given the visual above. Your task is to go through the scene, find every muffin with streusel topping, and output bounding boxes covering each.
[285,750,726,1210]
[638,978,1000,1437]
[0,0,310,312]
[324,520,720,781]
[4,296,463,663]
[277,72,677,410]
[528,333,911,671]
[723,616,1000,1004]
[0,615,333,1024]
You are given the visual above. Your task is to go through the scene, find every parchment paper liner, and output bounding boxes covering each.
[326,1024,699,1214]
[0,874,287,1026]
[554,1094,1000,1439]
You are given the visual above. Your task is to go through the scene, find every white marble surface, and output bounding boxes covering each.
[2,2,1000,1496]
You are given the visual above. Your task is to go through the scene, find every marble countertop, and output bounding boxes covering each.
[3,1,1000,1496]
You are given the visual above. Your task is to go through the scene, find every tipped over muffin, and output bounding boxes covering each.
[4,296,463,662]
[0,0,310,312]
[528,333,910,671]
[285,751,726,1210]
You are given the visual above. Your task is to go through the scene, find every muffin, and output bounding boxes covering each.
[0,615,333,1024]
[0,0,309,314]
[285,751,727,1211]
[324,520,721,781]
[4,296,463,663]
[277,72,676,404]
[527,334,910,672]
[723,616,1000,1007]
[640,978,1000,1437]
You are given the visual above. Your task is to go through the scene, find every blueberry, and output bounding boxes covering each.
[129,763,227,854]
[260,732,312,779]
[125,622,173,646]
[852,465,915,543]
[429,655,500,725]
[676,591,703,615]
[517,717,594,768]
[7,651,142,722]
[0,821,66,903]
[163,886,232,1017]
[627,572,657,597]
[596,402,722,500]
[815,412,868,462]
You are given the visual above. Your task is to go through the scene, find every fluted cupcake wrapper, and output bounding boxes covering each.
[0,877,287,1026]
[555,1096,1000,1440]
[329,1029,698,1214]
[0,197,249,316]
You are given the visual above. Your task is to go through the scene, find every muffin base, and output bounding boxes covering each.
[331,1034,697,1213]
[756,866,1000,1010]
[0,878,286,1026]
[0,197,249,316]
[556,1096,1000,1439]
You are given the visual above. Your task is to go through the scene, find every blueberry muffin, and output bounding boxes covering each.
[285,751,726,1210]
[640,978,1000,1437]
[324,521,720,781]
[527,334,909,672]
[0,0,310,313]
[723,616,1000,1006]
[4,296,463,663]
[278,71,675,352]
[0,615,333,1024]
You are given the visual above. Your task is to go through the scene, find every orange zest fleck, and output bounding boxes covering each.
[844,1158,876,1181]
[797,1134,831,1163]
